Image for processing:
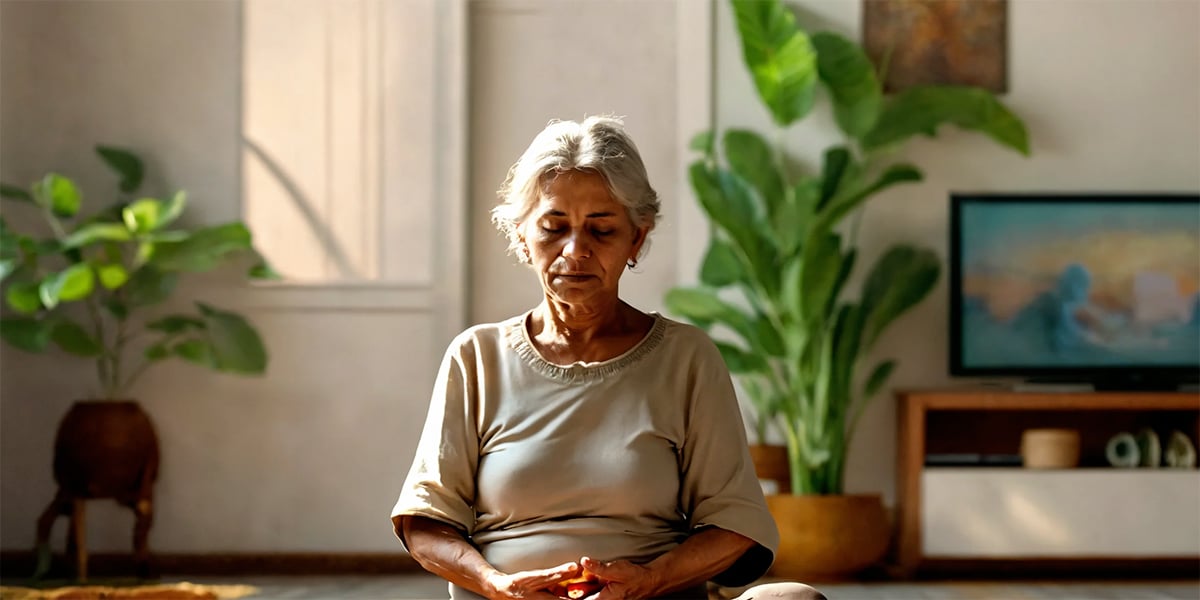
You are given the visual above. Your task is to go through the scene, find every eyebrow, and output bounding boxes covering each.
[544,210,618,218]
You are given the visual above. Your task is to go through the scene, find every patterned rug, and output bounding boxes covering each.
[0,583,258,600]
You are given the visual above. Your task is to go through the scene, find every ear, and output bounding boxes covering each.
[630,226,649,260]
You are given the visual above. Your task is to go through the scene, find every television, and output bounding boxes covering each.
[949,193,1200,390]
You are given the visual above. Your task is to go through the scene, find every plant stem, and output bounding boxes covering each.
[122,358,153,393]
[39,209,67,241]
[83,296,114,397]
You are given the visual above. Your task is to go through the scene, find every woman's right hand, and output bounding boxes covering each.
[483,561,585,600]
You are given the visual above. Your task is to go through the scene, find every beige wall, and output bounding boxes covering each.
[1,0,1197,554]
[713,0,1200,500]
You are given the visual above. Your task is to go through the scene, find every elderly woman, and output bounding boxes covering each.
[392,117,823,600]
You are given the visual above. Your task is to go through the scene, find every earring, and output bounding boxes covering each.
[627,258,638,269]
[517,245,531,264]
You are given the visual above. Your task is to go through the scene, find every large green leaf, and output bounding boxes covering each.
[94,262,129,290]
[104,298,130,321]
[714,341,769,374]
[33,174,82,217]
[0,317,53,352]
[0,218,18,257]
[173,338,216,367]
[811,32,882,139]
[699,238,743,287]
[724,129,785,217]
[146,314,205,334]
[860,245,941,350]
[862,85,1030,155]
[198,302,268,374]
[38,263,95,308]
[664,287,758,349]
[1,183,33,203]
[753,313,786,357]
[772,178,819,258]
[862,359,896,400]
[123,267,178,306]
[149,222,252,272]
[689,162,779,296]
[123,192,186,233]
[813,163,923,233]
[817,146,853,210]
[799,232,845,324]
[731,0,818,126]
[96,145,144,193]
[6,281,42,314]
[63,223,132,249]
[248,259,282,280]
[51,319,101,357]
[830,303,866,404]
[689,130,715,156]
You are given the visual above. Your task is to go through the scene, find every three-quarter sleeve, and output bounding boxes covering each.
[677,333,780,586]
[391,335,479,547]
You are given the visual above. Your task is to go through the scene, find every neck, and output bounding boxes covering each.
[534,296,627,346]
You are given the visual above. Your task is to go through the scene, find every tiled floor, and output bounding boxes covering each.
[168,574,1200,600]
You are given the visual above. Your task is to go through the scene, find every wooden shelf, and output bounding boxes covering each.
[894,388,1200,576]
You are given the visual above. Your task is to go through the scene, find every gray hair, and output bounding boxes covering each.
[491,116,660,260]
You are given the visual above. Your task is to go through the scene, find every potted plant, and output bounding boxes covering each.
[0,145,276,579]
[665,0,1030,579]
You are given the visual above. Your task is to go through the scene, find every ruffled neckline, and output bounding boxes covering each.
[504,310,667,384]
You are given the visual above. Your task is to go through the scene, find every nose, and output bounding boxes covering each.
[562,229,591,259]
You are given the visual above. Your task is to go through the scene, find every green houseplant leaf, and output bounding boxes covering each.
[149,222,252,272]
[859,245,942,350]
[862,85,1031,155]
[33,174,83,217]
[724,129,786,217]
[51,319,102,357]
[811,32,882,139]
[1,183,33,203]
[731,0,818,127]
[63,223,133,249]
[0,317,53,352]
[39,263,95,308]
[699,238,744,287]
[96,145,145,193]
[198,302,268,374]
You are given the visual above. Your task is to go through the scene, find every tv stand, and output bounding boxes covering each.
[1019,376,1193,392]
[895,388,1200,577]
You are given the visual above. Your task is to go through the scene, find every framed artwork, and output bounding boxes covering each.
[863,0,1008,93]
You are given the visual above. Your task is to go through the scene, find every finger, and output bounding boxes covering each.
[579,557,634,582]
[519,561,582,587]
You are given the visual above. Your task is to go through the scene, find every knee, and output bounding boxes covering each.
[732,582,827,600]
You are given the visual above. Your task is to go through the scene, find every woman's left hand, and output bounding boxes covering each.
[578,556,661,600]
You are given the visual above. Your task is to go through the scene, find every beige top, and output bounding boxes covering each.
[392,311,778,596]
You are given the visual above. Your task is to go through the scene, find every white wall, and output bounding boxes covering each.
[713,0,1200,501]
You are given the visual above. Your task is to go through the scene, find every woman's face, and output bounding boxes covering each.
[519,170,648,307]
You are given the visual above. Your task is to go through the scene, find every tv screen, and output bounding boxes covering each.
[950,193,1200,388]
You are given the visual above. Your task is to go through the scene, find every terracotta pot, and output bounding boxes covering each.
[748,444,791,492]
[54,400,159,501]
[765,493,889,581]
